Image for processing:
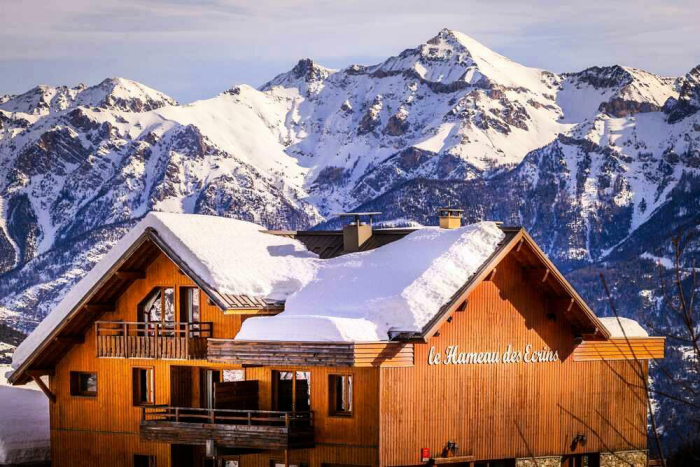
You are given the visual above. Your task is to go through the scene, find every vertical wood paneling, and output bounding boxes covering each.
[244,365,379,447]
[379,254,648,466]
[50,252,381,467]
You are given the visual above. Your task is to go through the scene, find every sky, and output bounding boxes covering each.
[1,0,699,103]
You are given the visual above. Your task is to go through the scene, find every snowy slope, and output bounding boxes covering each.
[0,365,49,465]
[0,27,698,338]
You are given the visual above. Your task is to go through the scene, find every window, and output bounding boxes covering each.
[222,369,245,382]
[180,287,200,323]
[270,461,307,467]
[138,287,175,323]
[133,367,155,406]
[328,374,353,416]
[134,454,156,467]
[273,371,310,412]
[70,372,97,397]
[474,460,515,467]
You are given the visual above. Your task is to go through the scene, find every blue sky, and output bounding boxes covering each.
[1,0,699,103]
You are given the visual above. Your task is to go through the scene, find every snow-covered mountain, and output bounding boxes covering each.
[0,27,698,339]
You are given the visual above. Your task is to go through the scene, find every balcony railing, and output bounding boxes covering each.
[95,321,212,360]
[139,406,315,450]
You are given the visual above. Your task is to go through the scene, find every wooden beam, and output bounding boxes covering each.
[516,238,524,252]
[83,303,115,313]
[27,369,55,377]
[55,335,85,344]
[432,456,476,464]
[29,374,56,403]
[524,268,549,284]
[115,270,145,280]
[485,267,497,281]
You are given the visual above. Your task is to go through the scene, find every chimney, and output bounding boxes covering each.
[438,208,464,229]
[339,212,380,252]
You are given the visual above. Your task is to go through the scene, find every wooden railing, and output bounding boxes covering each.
[140,406,315,449]
[142,406,313,427]
[96,321,212,360]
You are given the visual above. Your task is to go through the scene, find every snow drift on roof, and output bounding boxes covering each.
[598,317,649,338]
[12,212,319,370]
[235,222,505,342]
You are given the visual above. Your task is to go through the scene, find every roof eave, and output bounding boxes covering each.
[9,228,233,386]
[392,227,610,343]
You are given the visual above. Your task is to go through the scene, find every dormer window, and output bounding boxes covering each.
[138,287,175,323]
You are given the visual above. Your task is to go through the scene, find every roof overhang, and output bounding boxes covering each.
[393,227,611,343]
[9,229,232,385]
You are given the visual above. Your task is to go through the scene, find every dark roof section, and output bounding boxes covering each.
[268,228,418,259]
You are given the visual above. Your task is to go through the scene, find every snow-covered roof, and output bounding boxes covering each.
[598,317,649,338]
[12,212,320,370]
[235,222,506,342]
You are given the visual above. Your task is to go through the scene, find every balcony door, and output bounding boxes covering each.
[273,371,310,413]
[201,369,221,410]
[171,366,194,408]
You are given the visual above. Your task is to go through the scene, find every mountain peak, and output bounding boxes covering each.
[372,28,549,92]
[260,59,335,91]
[74,77,177,112]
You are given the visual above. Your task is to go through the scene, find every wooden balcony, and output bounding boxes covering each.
[139,406,315,450]
[95,321,212,360]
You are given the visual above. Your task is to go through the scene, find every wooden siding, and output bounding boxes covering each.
[49,252,381,466]
[245,365,379,448]
[354,343,414,367]
[208,341,355,367]
[208,341,414,368]
[51,430,169,467]
[573,338,665,361]
[379,253,649,466]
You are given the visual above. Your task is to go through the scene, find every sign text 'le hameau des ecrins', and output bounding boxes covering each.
[428,344,559,366]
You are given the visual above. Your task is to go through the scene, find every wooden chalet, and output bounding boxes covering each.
[8,211,664,467]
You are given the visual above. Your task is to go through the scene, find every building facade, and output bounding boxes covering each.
[9,212,664,467]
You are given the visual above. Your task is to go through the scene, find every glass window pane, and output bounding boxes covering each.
[191,289,199,322]
[163,288,175,322]
[144,289,162,322]
[223,370,245,382]
[81,373,97,394]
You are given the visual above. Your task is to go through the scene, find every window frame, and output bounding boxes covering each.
[69,371,98,398]
[137,286,176,324]
[179,286,201,324]
[133,454,156,467]
[328,374,353,417]
[270,460,308,467]
[132,366,155,406]
[272,370,311,412]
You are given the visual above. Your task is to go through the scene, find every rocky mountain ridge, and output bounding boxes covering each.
[0,27,697,338]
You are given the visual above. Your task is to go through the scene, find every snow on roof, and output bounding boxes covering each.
[0,366,50,464]
[235,222,505,342]
[598,317,649,338]
[12,212,319,370]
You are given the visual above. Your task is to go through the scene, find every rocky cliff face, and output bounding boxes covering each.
[0,27,698,347]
